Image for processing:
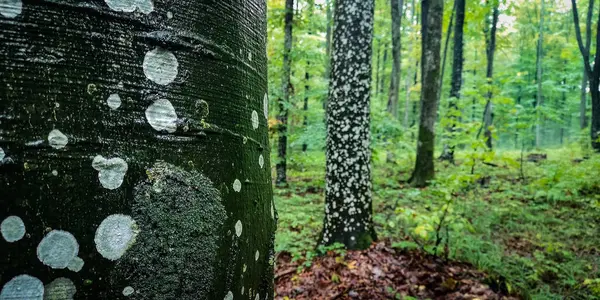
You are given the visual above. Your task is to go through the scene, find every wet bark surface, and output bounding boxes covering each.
[0,1,275,299]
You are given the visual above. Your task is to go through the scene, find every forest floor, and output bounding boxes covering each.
[272,148,600,299]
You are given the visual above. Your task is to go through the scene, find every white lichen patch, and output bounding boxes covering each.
[37,230,79,269]
[166,11,173,19]
[0,0,22,19]
[243,264,247,272]
[44,277,76,300]
[263,93,268,119]
[234,220,242,237]
[145,99,178,133]
[48,129,68,149]
[143,47,178,85]
[122,286,135,296]
[0,275,43,300]
[107,93,121,110]
[1,215,25,243]
[251,110,259,130]
[255,250,259,261]
[270,201,275,219]
[0,147,4,160]
[52,170,58,176]
[224,291,233,300]
[94,214,138,261]
[233,179,242,192]
[259,154,264,169]
[104,0,153,14]
[92,155,128,190]
[67,256,84,272]
[255,293,260,300]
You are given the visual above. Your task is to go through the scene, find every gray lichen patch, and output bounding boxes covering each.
[263,93,269,119]
[104,0,153,14]
[0,147,4,161]
[0,0,22,18]
[67,256,84,272]
[233,179,242,192]
[0,274,43,300]
[112,162,226,300]
[143,47,178,85]
[255,250,259,261]
[107,93,122,110]
[48,129,68,149]
[44,277,76,300]
[235,220,242,237]
[224,291,233,300]
[1,215,25,242]
[259,154,264,169]
[251,110,259,130]
[94,214,138,261]
[92,155,128,190]
[122,286,134,296]
[145,99,178,133]
[37,230,79,269]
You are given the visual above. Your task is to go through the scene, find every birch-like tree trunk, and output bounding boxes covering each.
[321,0,377,250]
[410,0,444,187]
[0,1,275,299]
[277,0,295,185]
[483,0,499,150]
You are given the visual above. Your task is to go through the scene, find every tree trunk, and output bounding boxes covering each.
[277,0,295,185]
[380,44,389,95]
[440,0,464,163]
[572,0,600,151]
[581,0,594,130]
[0,1,274,300]
[483,0,499,150]
[303,0,314,153]
[410,0,444,187]
[388,0,404,118]
[375,41,382,96]
[535,0,545,149]
[324,0,333,112]
[438,0,456,99]
[404,0,418,128]
[321,0,376,250]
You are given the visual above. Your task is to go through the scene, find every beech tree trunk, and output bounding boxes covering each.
[388,0,404,118]
[572,0,600,151]
[483,0,499,150]
[321,0,377,250]
[580,0,594,130]
[303,0,314,153]
[410,0,444,187]
[0,1,275,300]
[324,0,333,112]
[535,0,545,149]
[277,0,295,185]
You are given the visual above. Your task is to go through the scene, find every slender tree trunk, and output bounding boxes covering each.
[581,0,594,130]
[324,0,333,112]
[321,0,377,250]
[410,0,444,187]
[561,77,567,144]
[388,0,404,118]
[535,0,545,149]
[0,1,274,299]
[438,0,457,99]
[303,0,314,152]
[440,0,464,163]
[380,43,389,95]
[404,0,418,128]
[572,0,600,151]
[482,0,499,150]
[277,0,295,185]
[375,41,382,96]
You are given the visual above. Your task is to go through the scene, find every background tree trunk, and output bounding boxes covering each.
[410,0,444,187]
[388,0,404,118]
[379,43,389,95]
[440,0,465,163]
[277,0,295,185]
[483,0,499,150]
[404,0,418,128]
[0,1,274,299]
[535,0,545,149]
[303,0,315,152]
[324,0,333,112]
[581,0,594,130]
[321,0,376,250]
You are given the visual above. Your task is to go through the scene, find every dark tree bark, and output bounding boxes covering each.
[0,1,274,300]
[410,0,444,187]
[581,0,594,130]
[535,0,545,148]
[572,0,600,151]
[388,0,404,118]
[321,0,376,250]
[481,0,499,149]
[438,0,456,98]
[440,0,464,163]
[404,0,418,128]
[277,0,295,185]
[303,0,314,152]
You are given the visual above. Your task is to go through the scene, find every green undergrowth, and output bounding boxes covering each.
[273,148,600,299]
